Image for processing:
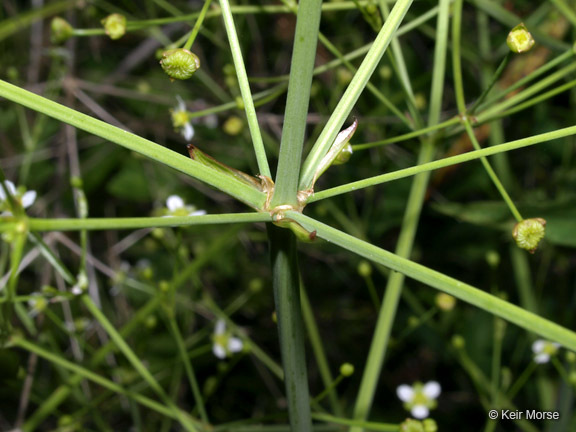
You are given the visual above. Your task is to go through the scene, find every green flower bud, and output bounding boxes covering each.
[160,48,201,81]
[357,260,372,277]
[332,144,353,165]
[452,334,465,349]
[512,218,546,253]
[422,419,438,432]
[51,17,74,44]
[435,293,456,311]
[223,116,244,135]
[507,23,535,53]
[249,278,263,293]
[101,13,127,40]
[485,250,500,268]
[566,351,576,363]
[235,96,245,110]
[400,418,425,432]
[340,363,355,377]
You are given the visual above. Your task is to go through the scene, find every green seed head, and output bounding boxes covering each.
[160,49,201,81]
[512,218,546,253]
[51,17,74,44]
[101,13,127,40]
[340,363,355,377]
[507,23,535,53]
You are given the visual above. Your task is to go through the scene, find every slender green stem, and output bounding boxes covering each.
[461,119,522,221]
[452,0,466,114]
[299,0,414,190]
[26,213,271,232]
[0,80,266,209]
[468,52,511,115]
[287,212,576,351]
[309,124,576,202]
[166,316,209,424]
[219,0,271,178]
[268,225,312,431]
[82,296,198,431]
[352,117,460,151]
[272,0,323,206]
[301,285,341,415]
[183,0,212,51]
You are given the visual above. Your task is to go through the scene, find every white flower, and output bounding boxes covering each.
[0,180,36,214]
[532,340,561,364]
[397,381,441,419]
[171,96,195,141]
[212,319,243,359]
[164,195,206,217]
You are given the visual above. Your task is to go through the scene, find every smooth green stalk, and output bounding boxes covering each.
[287,212,576,351]
[301,285,341,415]
[299,0,414,190]
[183,0,212,51]
[1,229,26,340]
[452,0,466,114]
[352,117,460,150]
[311,413,398,431]
[547,0,576,28]
[272,0,322,206]
[350,141,435,429]
[219,0,271,178]
[0,80,266,210]
[268,226,312,431]
[166,316,208,424]
[498,79,576,118]
[468,52,511,115]
[0,0,76,42]
[478,48,575,112]
[82,296,198,431]
[25,213,270,232]
[11,336,187,424]
[477,63,576,123]
[462,119,523,222]
[350,4,450,422]
[309,124,576,202]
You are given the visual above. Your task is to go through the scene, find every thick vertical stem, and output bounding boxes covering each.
[268,225,311,431]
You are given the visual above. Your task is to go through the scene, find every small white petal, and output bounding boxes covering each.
[21,190,37,208]
[176,95,186,111]
[215,319,226,335]
[396,385,414,402]
[71,286,83,295]
[182,122,195,141]
[423,381,441,399]
[228,337,243,353]
[534,353,550,364]
[213,343,226,359]
[166,195,184,211]
[0,181,16,201]
[189,209,206,216]
[411,405,429,419]
[532,340,545,354]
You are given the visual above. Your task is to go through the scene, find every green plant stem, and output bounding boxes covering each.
[301,285,341,415]
[183,0,212,51]
[462,118,523,222]
[268,225,312,431]
[309,124,576,202]
[287,211,576,351]
[0,80,266,210]
[352,117,460,150]
[24,213,270,232]
[299,0,414,190]
[166,316,209,424]
[452,0,466,114]
[272,0,322,206]
[350,141,435,429]
[219,0,271,178]
[82,296,198,431]
[468,52,511,115]
[11,336,190,425]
